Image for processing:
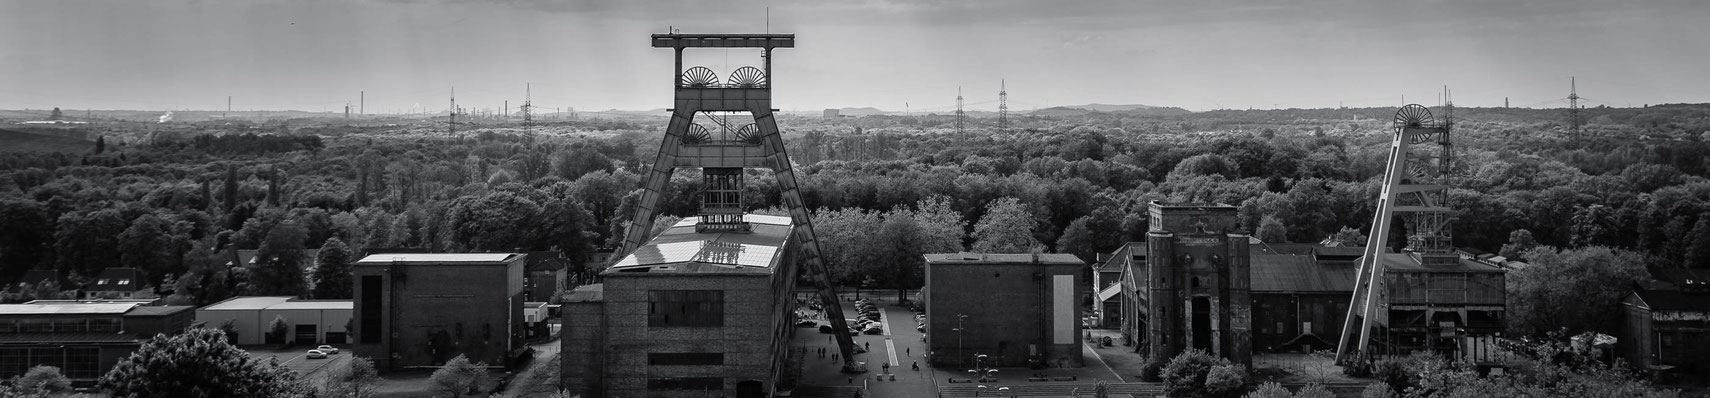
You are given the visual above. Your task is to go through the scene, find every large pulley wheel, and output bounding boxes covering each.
[727,66,767,88]
[681,67,719,88]
[1393,104,1433,128]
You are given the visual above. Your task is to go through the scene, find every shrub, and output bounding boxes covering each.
[16,365,71,393]
[1163,349,1232,397]
[1141,357,1166,382]
[1294,383,1335,398]
[1205,364,1248,398]
[1373,357,1411,394]
[1343,358,1373,377]
[1242,382,1291,398]
[1361,383,1398,398]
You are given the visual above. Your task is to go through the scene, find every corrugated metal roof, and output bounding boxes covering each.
[266,300,352,310]
[0,302,140,315]
[1378,253,1505,273]
[1634,289,1710,312]
[200,296,294,311]
[200,296,351,311]
[1250,254,1357,293]
[355,253,521,264]
[124,305,194,317]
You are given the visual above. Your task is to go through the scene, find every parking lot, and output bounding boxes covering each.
[244,345,352,383]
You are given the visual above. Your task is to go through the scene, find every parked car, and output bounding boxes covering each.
[316,345,339,355]
[306,350,328,359]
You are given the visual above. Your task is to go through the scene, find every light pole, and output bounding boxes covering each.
[954,313,969,367]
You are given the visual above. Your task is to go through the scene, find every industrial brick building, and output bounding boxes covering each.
[352,253,526,371]
[1120,202,1254,366]
[1620,270,1710,372]
[194,296,352,345]
[561,215,800,398]
[924,252,1085,368]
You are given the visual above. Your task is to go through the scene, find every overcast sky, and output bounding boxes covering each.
[4,0,1707,113]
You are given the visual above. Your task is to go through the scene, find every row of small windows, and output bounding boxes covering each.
[0,318,122,334]
[648,290,724,327]
[647,353,724,366]
[647,377,722,390]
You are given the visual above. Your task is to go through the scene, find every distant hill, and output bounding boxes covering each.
[0,128,94,153]
[1057,103,1163,112]
[1026,105,1193,117]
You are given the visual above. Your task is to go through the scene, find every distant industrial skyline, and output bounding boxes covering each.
[3,0,1707,113]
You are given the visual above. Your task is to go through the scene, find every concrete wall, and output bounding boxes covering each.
[258,309,352,345]
[927,261,1083,368]
[561,299,605,397]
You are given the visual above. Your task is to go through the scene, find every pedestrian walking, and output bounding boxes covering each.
[906,347,910,356]
[864,342,870,351]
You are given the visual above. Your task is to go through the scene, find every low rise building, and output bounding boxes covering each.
[194,296,352,345]
[0,301,193,383]
[1620,270,1710,373]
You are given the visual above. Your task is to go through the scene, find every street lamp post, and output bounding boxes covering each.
[955,313,969,367]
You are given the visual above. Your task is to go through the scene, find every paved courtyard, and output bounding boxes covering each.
[792,297,1130,397]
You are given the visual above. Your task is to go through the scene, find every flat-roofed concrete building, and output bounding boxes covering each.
[924,252,1085,368]
[194,296,352,345]
[352,253,526,371]
[561,215,800,398]
[0,301,193,383]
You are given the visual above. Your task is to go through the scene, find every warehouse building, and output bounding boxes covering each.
[194,296,352,345]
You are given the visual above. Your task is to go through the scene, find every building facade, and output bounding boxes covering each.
[925,252,1085,368]
[352,253,526,371]
[1620,271,1710,372]
[0,301,192,383]
[195,296,352,345]
[562,215,799,398]
[1122,202,1253,366]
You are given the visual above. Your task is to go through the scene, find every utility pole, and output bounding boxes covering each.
[449,87,457,135]
[998,80,1009,132]
[955,87,965,134]
[226,96,231,119]
[360,91,364,116]
[1568,77,1582,134]
[523,83,533,134]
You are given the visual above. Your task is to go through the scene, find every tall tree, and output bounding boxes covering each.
[1256,215,1288,243]
[311,238,355,299]
[0,199,54,282]
[117,213,181,285]
[971,197,1041,253]
[1056,217,1094,263]
[909,196,967,254]
[53,209,127,278]
[1500,229,1540,261]
[99,328,311,398]
[1686,217,1710,268]
[442,191,543,252]
[246,221,308,297]
[223,166,240,212]
[869,215,926,301]
[1322,226,1367,247]
[1507,246,1650,335]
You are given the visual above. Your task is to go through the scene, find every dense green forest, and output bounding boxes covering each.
[1,104,1709,315]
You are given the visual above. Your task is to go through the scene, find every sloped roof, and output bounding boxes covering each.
[1313,246,1367,258]
[1633,289,1710,312]
[1378,253,1505,273]
[1251,254,1357,293]
[0,302,139,315]
[564,284,604,303]
[608,215,794,274]
[85,268,145,292]
[124,305,194,317]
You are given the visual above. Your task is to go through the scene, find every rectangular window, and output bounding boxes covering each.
[648,290,723,327]
[647,377,723,391]
[648,353,725,366]
[359,276,383,344]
